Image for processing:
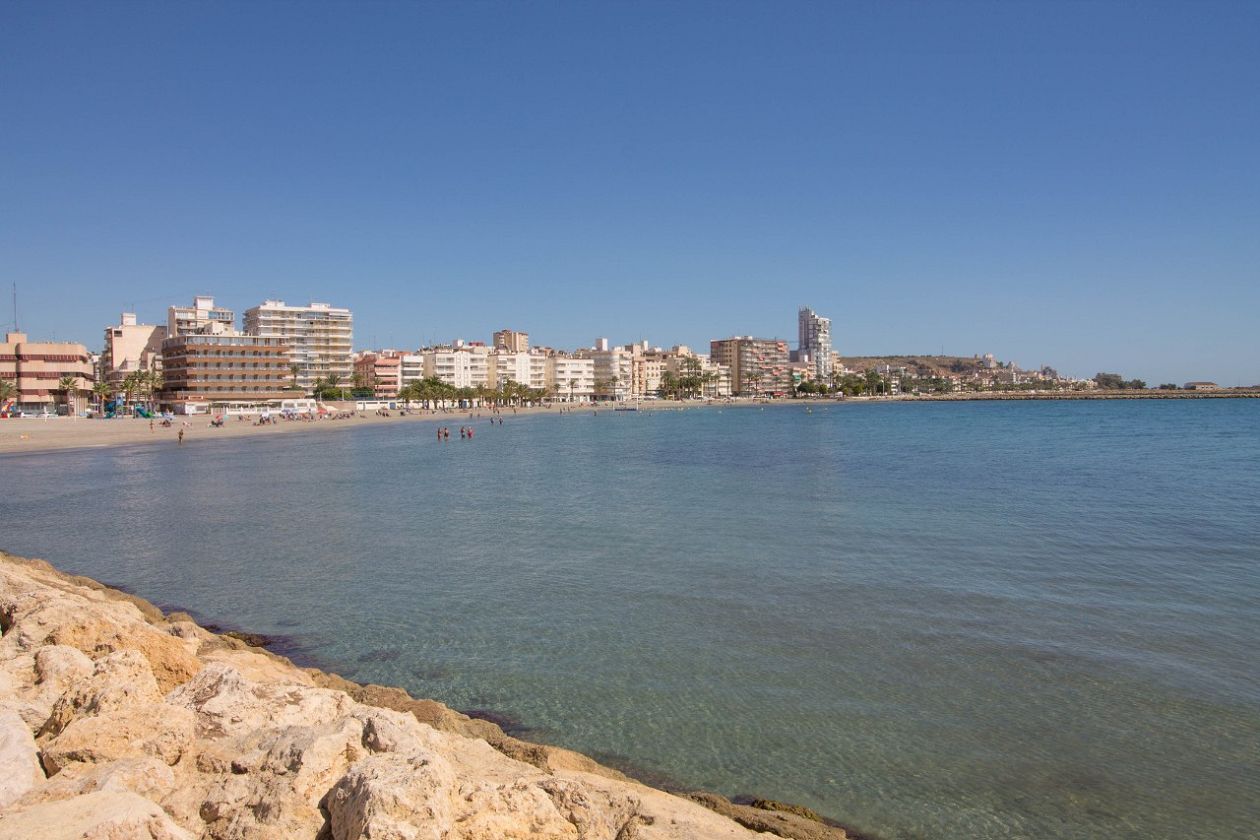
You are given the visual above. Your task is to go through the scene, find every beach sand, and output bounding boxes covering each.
[0,401,705,455]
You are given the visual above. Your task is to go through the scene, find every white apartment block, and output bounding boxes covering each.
[547,356,595,402]
[489,351,547,391]
[243,300,353,392]
[582,347,633,401]
[798,306,833,381]
[400,354,425,387]
[421,345,490,389]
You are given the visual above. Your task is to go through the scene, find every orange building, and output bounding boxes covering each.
[0,332,95,414]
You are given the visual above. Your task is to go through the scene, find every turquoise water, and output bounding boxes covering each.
[2,401,1258,839]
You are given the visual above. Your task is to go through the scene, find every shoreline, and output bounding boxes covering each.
[3,389,1255,457]
[0,550,860,840]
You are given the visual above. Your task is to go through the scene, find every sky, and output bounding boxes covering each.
[2,1,1257,385]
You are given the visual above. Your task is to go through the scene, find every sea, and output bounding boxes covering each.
[2,399,1257,840]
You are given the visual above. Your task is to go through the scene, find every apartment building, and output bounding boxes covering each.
[168,296,234,337]
[399,354,425,388]
[243,300,353,393]
[664,351,732,398]
[159,333,291,409]
[492,329,529,353]
[421,344,491,389]
[354,351,402,398]
[797,307,833,381]
[0,332,95,413]
[710,337,791,396]
[490,351,548,391]
[546,356,595,402]
[101,313,167,387]
[580,345,633,401]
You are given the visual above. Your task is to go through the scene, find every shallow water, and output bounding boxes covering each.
[3,401,1258,839]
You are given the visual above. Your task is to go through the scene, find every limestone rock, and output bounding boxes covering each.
[40,703,196,775]
[0,707,43,808]
[326,751,458,840]
[0,790,194,840]
[1,551,792,840]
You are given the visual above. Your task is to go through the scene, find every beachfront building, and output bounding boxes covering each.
[546,355,595,402]
[159,332,291,411]
[579,344,633,401]
[101,313,167,389]
[492,329,529,353]
[797,307,833,382]
[710,336,792,396]
[0,332,95,414]
[243,300,353,393]
[664,351,732,398]
[489,351,547,392]
[167,296,235,337]
[354,351,402,398]
[399,354,425,389]
[421,343,491,389]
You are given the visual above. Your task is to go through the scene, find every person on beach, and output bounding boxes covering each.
[177,428,185,445]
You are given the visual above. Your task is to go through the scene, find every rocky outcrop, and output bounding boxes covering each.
[0,552,847,839]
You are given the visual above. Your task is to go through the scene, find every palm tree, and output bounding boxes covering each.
[288,364,303,392]
[607,375,620,402]
[0,377,17,411]
[144,370,164,413]
[122,371,144,411]
[568,377,578,403]
[57,375,80,416]
[91,380,112,416]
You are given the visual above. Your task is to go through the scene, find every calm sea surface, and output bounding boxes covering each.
[2,400,1258,839]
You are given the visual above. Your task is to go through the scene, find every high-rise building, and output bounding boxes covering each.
[492,329,530,353]
[421,344,491,389]
[167,296,234,337]
[243,300,353,393]
[101,313,167,388]
[710,337,791,396]
[797,307,833,382]
[0,332,94,413]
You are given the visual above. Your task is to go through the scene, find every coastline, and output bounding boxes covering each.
[4,389,1255,457]
[0,550,856,840]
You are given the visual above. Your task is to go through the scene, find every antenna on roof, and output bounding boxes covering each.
[11,282,17,332]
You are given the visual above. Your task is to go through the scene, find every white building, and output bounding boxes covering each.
[243,300,353,393]
[489,351,547,391]
[580,346,633,401]
[399,354,425,388]
[421,344,490,389]
[798,306,833,381]
[547,356,595,402]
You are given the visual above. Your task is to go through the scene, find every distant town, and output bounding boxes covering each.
[0,296,1241,416]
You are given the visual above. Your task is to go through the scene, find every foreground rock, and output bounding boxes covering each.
[0,552,848,839]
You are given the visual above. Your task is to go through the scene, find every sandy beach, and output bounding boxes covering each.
[0,401,705,456]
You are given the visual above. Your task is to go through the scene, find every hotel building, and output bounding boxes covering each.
[243,300,353,393]
[489,351,547,392]
[159,333,291,408]
[0,332,95,413]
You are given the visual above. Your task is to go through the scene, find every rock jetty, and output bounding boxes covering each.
[0,552,849,840]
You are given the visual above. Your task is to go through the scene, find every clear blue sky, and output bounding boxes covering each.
[2,1,1257,384]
